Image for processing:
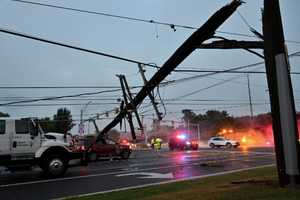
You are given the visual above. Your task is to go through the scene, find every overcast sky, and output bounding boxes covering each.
[0,0,299,133]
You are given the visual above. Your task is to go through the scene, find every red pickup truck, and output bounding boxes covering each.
[74,137,132,161]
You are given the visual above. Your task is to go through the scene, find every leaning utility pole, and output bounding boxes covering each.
[122,75,145,137]
[98,0,242,139]
[263,0,300,187]
[117,75,136,140]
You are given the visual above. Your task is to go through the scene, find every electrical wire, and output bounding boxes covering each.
[163,50,300,86]
[10,0,300,44]
[173,74,244,100]
[0,27,159,69]
[0,86,141,89]
[0,88,122,106]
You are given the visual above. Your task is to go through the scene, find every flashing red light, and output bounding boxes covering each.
[121,139,130,145]
[191,141,198,145]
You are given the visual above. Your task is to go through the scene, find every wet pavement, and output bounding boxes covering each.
[0,147,275,200]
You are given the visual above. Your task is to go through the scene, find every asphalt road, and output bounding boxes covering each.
[0,147,275,200]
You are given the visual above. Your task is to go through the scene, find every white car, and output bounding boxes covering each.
[208,137,239,148]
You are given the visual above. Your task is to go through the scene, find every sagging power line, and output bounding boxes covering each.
[10,0,300,45]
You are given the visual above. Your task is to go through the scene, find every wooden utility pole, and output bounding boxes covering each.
[263,0,300,187]
[247,74,254,117]
[138,63,162,121]
[117,75,136,140]
[122,75,145,137]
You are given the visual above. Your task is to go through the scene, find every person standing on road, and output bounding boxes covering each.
[154,137,162,150]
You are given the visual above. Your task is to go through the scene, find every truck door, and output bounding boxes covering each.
[11,120,40,159]
[0,120,10,155]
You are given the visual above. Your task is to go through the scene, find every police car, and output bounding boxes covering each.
[168,133,198,151]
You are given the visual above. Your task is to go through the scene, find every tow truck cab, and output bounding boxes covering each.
[0,118,78,177]
[0,119,42,164]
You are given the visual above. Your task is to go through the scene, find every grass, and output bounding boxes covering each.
[68,167,300,200]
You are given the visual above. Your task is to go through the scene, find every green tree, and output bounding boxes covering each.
[182,109,196,124]
[0,112,9,117]
[39,117,56,133]
[53,108,74,134]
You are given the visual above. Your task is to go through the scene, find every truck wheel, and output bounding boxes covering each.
[121,150,130,159]
[89,152,98,162]
[42,155,68,177]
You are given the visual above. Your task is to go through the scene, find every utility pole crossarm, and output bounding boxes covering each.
[197,40,264,49]
[97,0,242,140]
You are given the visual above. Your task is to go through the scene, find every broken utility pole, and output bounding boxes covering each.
[138,63,162,121]
[117,74,137,140]
[97,0,242,140]
[263,0,300,187]
[122,75,145,138]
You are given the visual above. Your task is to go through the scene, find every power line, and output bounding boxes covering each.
[10,0,300,45]
[0,86,133,89]
[164,50,300,86]
[173,69,300,74]
[0,86,143,89]
[1,27,299,91]
[163,61,265,86]
[2,103,119,107]
[174,75,244,100]
[0,27,159,69]
[0,88,122,106]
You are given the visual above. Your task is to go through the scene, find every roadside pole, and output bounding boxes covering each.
[197,124,201,143]
[247,74,254,117]
[263,0,300,187]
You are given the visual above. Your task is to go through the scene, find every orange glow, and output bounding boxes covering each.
[241,136,247,144]
[220,128,274,147]
[216,118,300,147]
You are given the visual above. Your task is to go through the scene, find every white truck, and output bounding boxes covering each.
[0,118,82,177]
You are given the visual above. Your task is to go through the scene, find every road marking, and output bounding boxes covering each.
[116,172,173,179]
[0,154,274,188]
[55,164,275,200]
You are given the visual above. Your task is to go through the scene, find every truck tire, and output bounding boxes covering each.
[41,155,68,177]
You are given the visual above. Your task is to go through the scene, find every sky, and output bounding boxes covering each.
[0,0,299,134]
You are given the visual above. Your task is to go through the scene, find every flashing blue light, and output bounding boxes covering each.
[176,134,187,140]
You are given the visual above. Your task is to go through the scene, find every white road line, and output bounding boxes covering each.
[0,154,273,188]
[54,164,275,200]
